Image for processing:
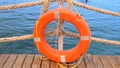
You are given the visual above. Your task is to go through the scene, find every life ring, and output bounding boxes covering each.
[33,8,91,62]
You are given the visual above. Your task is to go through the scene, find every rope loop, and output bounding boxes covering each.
[39,54,84,68]
[57,54,84,68]
[40,55,49,61]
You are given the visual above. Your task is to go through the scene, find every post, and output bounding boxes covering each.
[58,0,64,50]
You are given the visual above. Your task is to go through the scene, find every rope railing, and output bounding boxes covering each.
[0,34,33,43]
[0,32,120,46]
[0,1,44,10]
[73,1,120,17]
[0,1,120,17]
[63,31,120,46]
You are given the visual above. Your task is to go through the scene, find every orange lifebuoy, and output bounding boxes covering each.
[33,8,91,62]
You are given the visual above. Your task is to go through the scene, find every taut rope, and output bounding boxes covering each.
[0,1,44,10]
[0,32,120,46]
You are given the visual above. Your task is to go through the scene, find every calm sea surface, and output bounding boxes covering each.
[0,0,120,55]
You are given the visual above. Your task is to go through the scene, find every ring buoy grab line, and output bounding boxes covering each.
[33,8,91,62]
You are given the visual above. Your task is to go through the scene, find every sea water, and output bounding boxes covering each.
[0,0,120,55]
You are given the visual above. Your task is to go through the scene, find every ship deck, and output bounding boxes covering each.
[0,54,120,68]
